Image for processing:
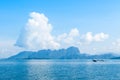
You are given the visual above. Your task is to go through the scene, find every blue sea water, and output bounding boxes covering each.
[0,59,120,80]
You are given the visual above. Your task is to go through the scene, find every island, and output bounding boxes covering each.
[8,46,119,60]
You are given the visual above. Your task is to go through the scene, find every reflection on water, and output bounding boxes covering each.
[0,59,120,80]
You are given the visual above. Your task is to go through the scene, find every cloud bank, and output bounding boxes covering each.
[16,12,109,51]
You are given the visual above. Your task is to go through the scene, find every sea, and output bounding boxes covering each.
[0,59,120,80]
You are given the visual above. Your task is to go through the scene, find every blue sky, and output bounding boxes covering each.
[0,0,120,58]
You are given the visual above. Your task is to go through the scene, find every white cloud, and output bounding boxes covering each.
[15,12,60,50]
[15,12,109,53]
[84,32,109,43]
[84,32,93,42]
[94,32,109,41]
[69,28,80,37]
[56,28,81,48]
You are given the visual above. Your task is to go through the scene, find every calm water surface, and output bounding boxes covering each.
[0,59,120,80]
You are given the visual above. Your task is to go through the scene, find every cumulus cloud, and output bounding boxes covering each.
[84,32,109,43]
[15,12,60,50]
[16,12,109,52]
[57,28,81,48]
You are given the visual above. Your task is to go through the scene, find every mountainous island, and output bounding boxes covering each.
[8,46,119,59]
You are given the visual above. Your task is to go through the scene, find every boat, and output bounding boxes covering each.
[92,59,104,62]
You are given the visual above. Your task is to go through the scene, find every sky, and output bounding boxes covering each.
[0,0,120,58]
